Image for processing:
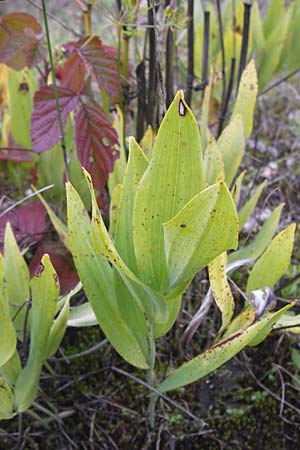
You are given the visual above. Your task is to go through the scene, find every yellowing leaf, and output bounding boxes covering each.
[232,60,258,139]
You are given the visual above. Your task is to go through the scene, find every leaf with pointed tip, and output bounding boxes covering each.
[75,36,120,102]
[3,223,30,341]
[75,101,119,192]
[55,53,86,93]
[66,181,148,369]
[14,254,59,412]
[164,182,239,290]
[31,85,79,152]
[232,60,258,139]
[84,169,168,325]
[247,224,296,292]
[158,303,293,392]
[238,180,267,230]
[0,13,44,70]
[133,91,205,292]
[228,204,283,263]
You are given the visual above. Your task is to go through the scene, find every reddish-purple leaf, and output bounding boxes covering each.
[0,13,44,70]
[75,36,120,102]
[31,85,79,152]
[55,53,86,93]
[0,202,47,252]
[75,101,119,192]
[29,240,79,294]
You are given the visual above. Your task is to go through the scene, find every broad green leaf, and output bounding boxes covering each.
[38,142,65,199]
[109,183,123,237]
[217,115,245,186]
[231,170,246,205]
[203,138,224,185]
[14,254,59,412]
[114,138,148,272]
[238,180,267,230]
[133,90,204,292]
[4,223,30,340]
[8,67,37,148]
[46,297,70,358]
[164,182,239,289]
[108,106,127,197]
[66,181,148,369]
[158,303,293,392]
[246,224,296,293]
[232,60,258,139]
[228,204,283,263]
[0,377,13,420]
[208,252,234,332]
[0,288,17,368]
[85,171,168,325]
[263,0,284,38]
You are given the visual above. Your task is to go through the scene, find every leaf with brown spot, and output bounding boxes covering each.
[0,13,44,70]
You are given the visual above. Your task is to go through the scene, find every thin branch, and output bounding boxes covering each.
[259,66,300,96]
[147,0,157,127]
[26,0,81,37]
[111,366,207,427]
[201,10,210,96]
[50,340,108,362]
[41,0,70,179]
[216,0,227,137]
[0,185,54,219]
[165,0,174,108]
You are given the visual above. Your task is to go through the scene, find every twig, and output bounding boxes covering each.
[50,340,108,362]
[111,366,206,427]
[0,185,54,219]
[185,0,194,106]
[165,0,174,108]
[41,0,70,179]
[259,66,300,96]
[147,0,157,127]
[26,0,81,37]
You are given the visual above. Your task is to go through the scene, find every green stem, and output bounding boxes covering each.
[147,322,157,429]
[41,0,69,179]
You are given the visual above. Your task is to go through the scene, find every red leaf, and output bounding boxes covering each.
[29,241,79,295]
[75,36,120,102]
[55,53,86,93]
[31,85,79,152]
[75,101,119,192]
[0,202,47,252]
[0,133,35,162]
[0,13,44,70]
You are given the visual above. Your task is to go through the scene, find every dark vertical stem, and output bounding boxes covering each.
[136,60,146,142]
[237,2,252,90]
[216,0,227,137]
[185,0,194,106]
[165,0,174,108]
[201,10,210,96]
[217,57,236,136]
[147,0,157,127]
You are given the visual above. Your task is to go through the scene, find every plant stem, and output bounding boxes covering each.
[41,0,69,179]
[147,322,157,429]
[185,0,194,106]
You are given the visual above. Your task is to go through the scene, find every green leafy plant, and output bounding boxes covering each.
[39,61,295,426]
